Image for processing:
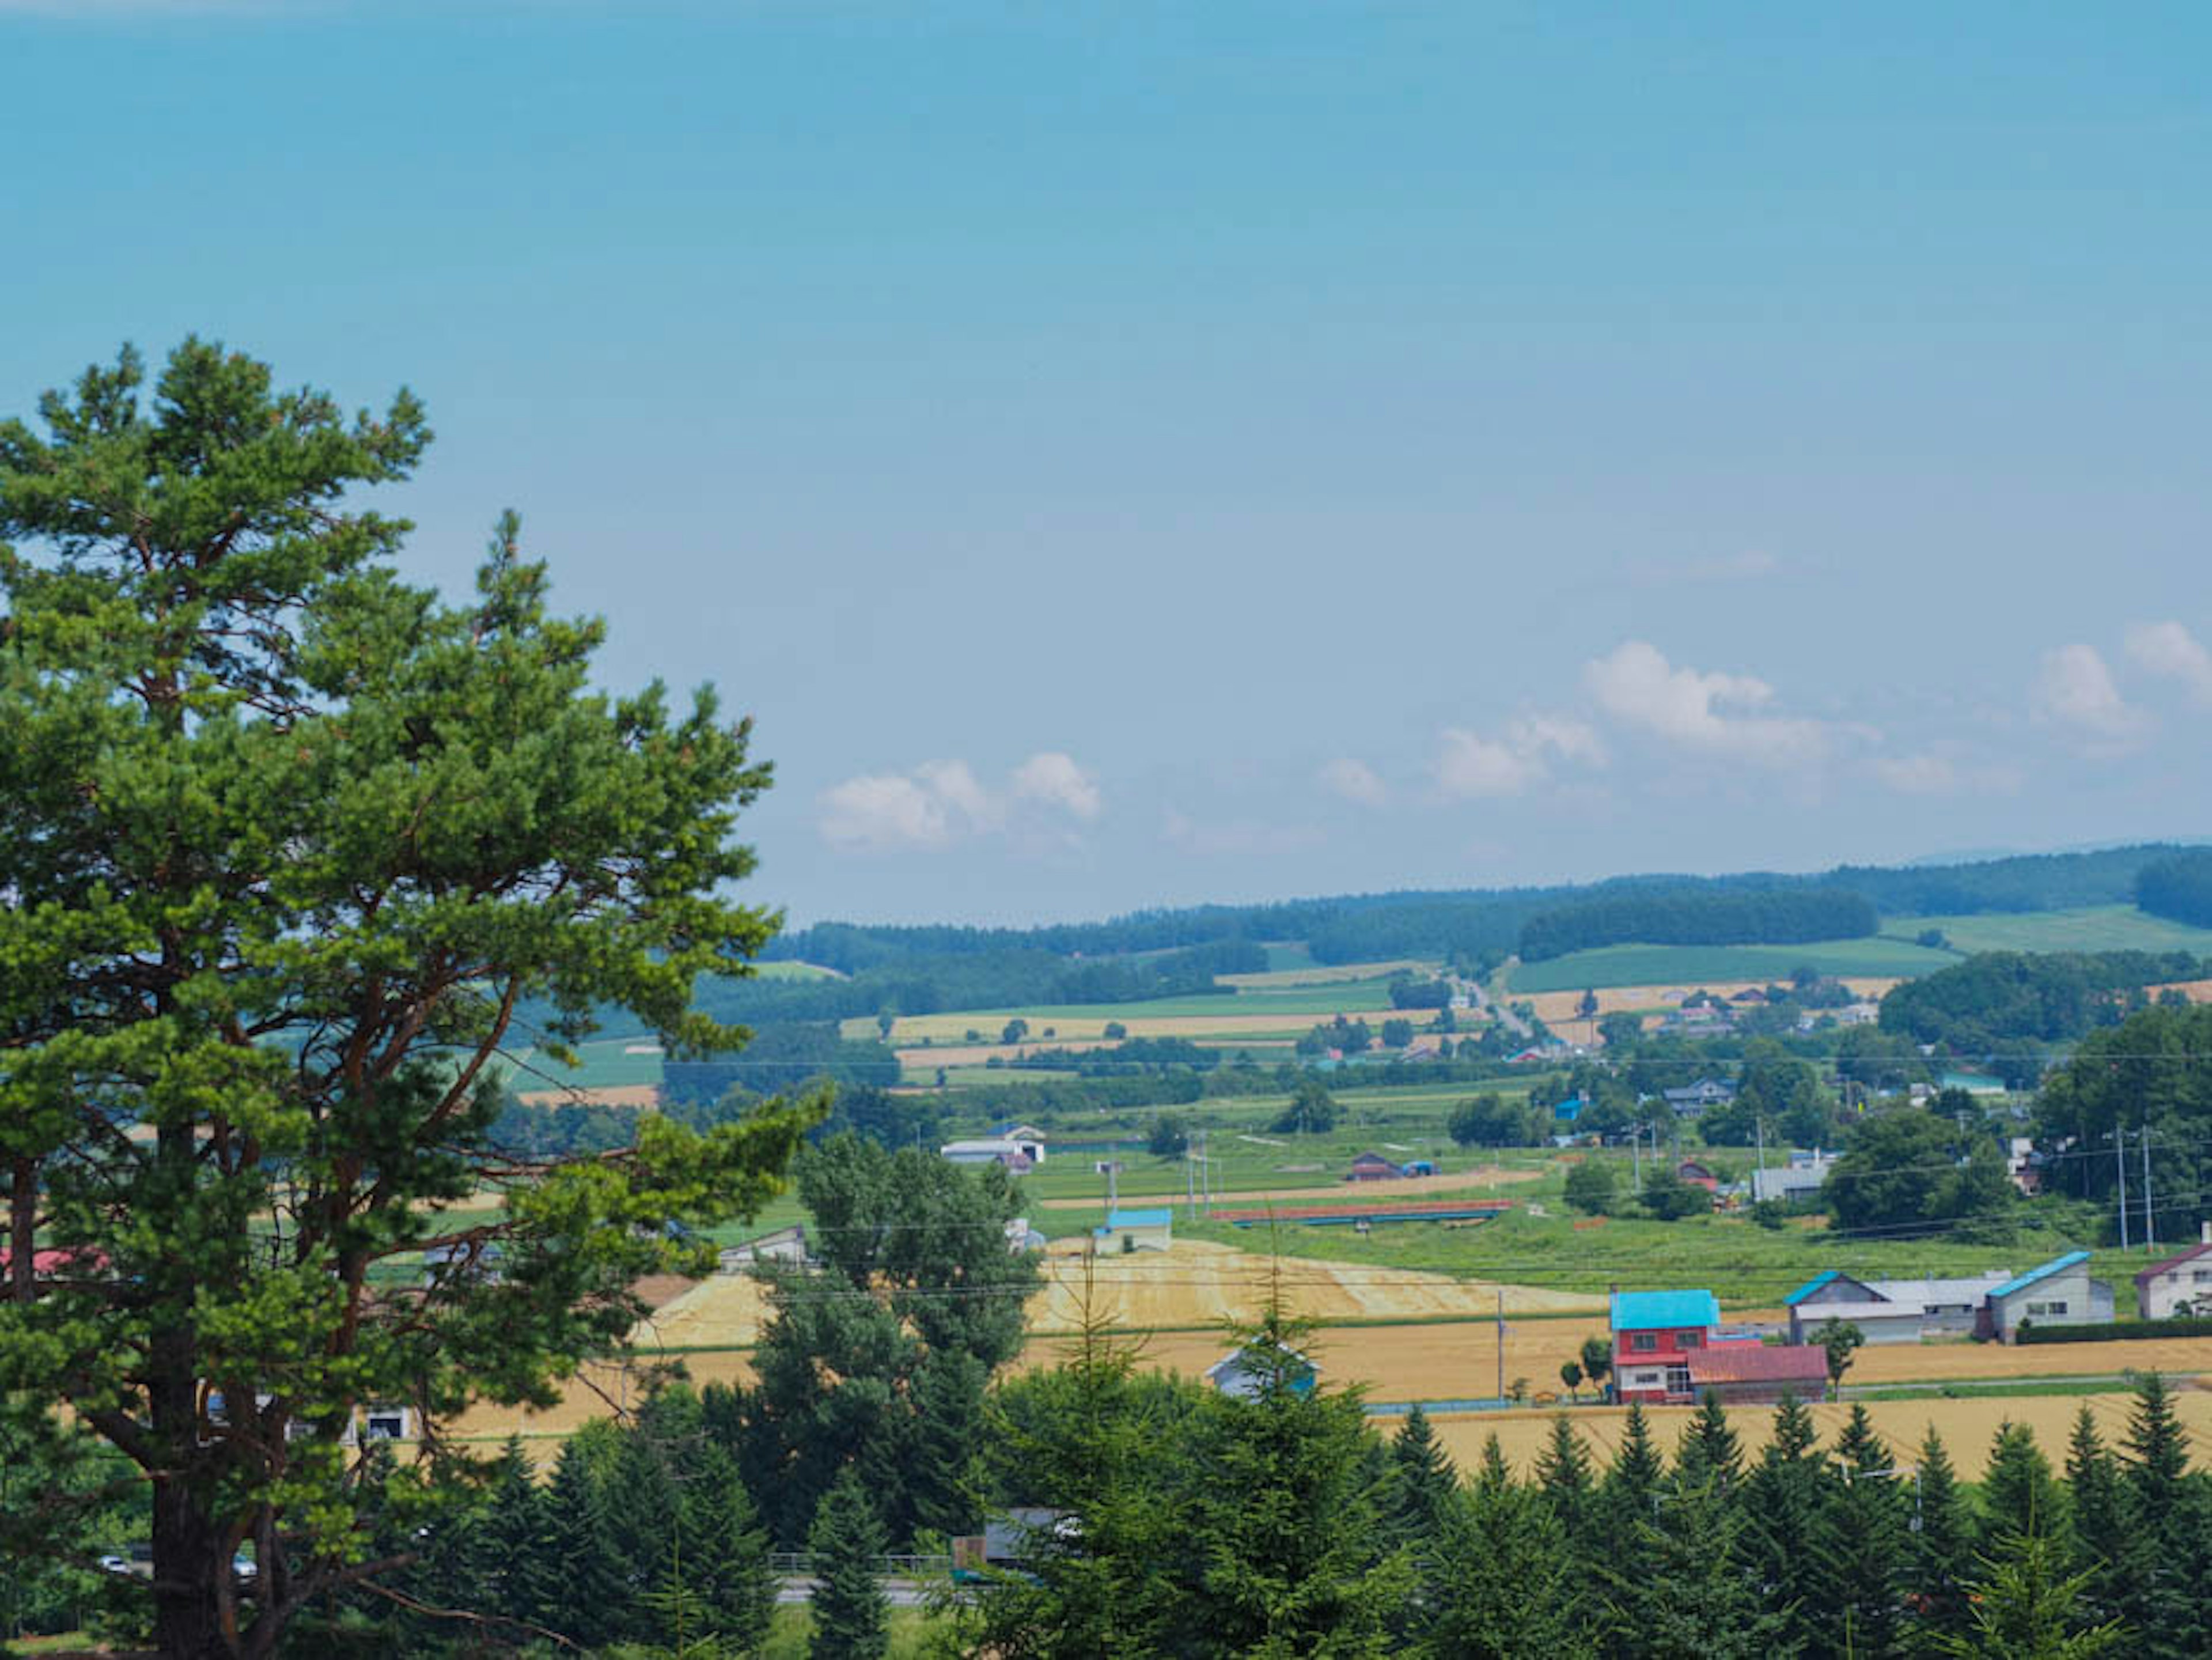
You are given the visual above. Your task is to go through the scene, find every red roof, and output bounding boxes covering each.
[2135,1241,2212,1287]
[1690,1344,1828,1386]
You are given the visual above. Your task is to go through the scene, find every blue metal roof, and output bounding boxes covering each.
[1611,1290,1721,1331]
[1102,1208,1174,1230]
[1988,1250,2091,1302]
[1785,1270,1842,1307]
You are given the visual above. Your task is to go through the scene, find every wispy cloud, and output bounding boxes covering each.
[1317,757,1388,807]
[2033,644,2147,749]
[820,752,1101,852]
[2126,621,2212,708]
[1432,713,1604,800]
[1583,640,1829,766]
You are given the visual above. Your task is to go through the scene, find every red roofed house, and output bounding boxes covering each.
[1611,1288,1823,1405]
[0,1246,109,1288]
[2136,1224,2212,1320]
[1675,1160,1721,1193]
[1689,1343,1831,1405]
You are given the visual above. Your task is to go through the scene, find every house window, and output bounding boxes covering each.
[1678,1330,1703,1349]
[1632,1334,1657,1352]
[363,1411,408,1442]
[2192,1270,2212,1283]
[1665,1365,1692,1396]
[2025,1300,2069,1318]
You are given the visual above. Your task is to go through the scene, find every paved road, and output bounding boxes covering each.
[777,1575,932,1608]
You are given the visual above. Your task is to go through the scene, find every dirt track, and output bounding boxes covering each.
[1039,1167,1539,1211]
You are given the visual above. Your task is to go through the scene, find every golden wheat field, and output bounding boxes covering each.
[1430,1390,2212,1481]
[1519,978,1902,1028]
[1036,1167,1541,1211]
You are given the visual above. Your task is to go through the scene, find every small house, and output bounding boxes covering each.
[1785,1269,2015,1345]
[941,1139,1039,1171]
[1751,1152,1834,1205]
[986,1124,1050,1162]
[1552,1095,1588,1124]
[1092,1208,1173,1251]
[1981,1250,2113,1341]
[2135,1226,2212,1320]
[717,1224,809,1273]
[1675,1160,1720,1193]
[1345,1151,1407,1182]
[1663,1079,1736,1116]
[1004,1216,1049,1254]
[1205,1339,1318,1401]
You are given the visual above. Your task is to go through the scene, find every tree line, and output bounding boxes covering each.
[2137,849,2212,930]
[1518,887,1877,963]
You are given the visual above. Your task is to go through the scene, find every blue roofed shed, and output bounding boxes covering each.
[1983,1250,2111,1341]
[1093,1207,1173,1251]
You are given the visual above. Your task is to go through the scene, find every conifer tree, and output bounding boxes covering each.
[1675,1392,1744,1495]
[906,1347,989,1540]
[479,1436,559,1634]
[1935,1529,2125,1659]
[1741,1394,1825,1653]
[1981,1420,2070,1551]
[1536,1412,1597,1535]
[1430,1461,1592,1658]
[541,1439,632,1650]
[1912,1425,1978,1647]
[676,1443,776,1655]
[1613,1476,1796,1659]
[2116,1373,2207,1659]
[1387,1404,1463,1548]
[808,1468,891,1660]
[2066,1405,2128,1625]
[1815,1405,1908,1659]
[1476,1432,1514,1496]
[2122,1372,2191,1541]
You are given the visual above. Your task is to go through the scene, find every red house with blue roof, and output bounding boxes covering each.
[1611,1288,1825,1404]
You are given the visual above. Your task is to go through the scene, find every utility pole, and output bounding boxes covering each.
[1630,1125,1642,1192]
[1187,1141,1196,1219]
[1496,1287,1506,1402]
[2143,1125,2156,1251]
[2116,1128,2130,1253]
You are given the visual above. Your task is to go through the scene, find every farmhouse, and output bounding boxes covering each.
[1662,1079,1736,1115]
[1785,1269,2016,1345]
[716,1223,809,1273]
[1345,1151,1407,1182]
[1609,1290,1759,1404]
[1092,1207,1173,1251]
[1689,1343,1831,1406]
[2135,1225,2212,1319]
[1675,1160,1721,1193]
[1981,1250,2113,1341]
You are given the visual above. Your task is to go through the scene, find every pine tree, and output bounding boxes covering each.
[1934,1529,2125,1659]
[1387,1405,1463,1548]
[1606,1403,1666,1518]
[2123,1372,2191,1541]
[1980,1420,2070,1551]
[2067,1406,2128,1625]
[1429,1468,1593,1658]
[906,1347,989,1541]
[541,1439,632,1650]
[1912,1425,1977,1648]
[479,1436,559,1634]
[1741,1394,1824,1654]
[1476,1432,1514,1497]
[605,1427,683,1642]
[1613,1477,1796,1659]
[678,1443,775,1656]
[1674,1391,1744,1496]
[1535,1412,1597,1535]
[1814,1405,1907,1659]
[2117,1373,2206,1659]
[808,1468,891,1660]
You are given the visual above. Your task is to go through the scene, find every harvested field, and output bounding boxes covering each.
[1027,1239,1603,1332]
[515,1083,658,1109]
[1217,959,1438,989]
[1431,1391,2212,1481]
[1039,1167,1541,1211]
[631,1272,779,1349]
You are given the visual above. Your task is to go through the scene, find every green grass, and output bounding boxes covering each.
[1178,1188,2091,1304]
[1506,936,1956,994]
[761,1603,946,1658]
[1262,940,1319,971]
[1882,905,2212,957]
[495,1037,665,1092]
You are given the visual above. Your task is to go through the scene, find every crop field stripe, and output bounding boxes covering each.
[1506,936,1955,993]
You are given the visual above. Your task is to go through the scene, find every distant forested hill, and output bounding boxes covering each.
[2137,849,2212,929]
[1517,886,1876,961]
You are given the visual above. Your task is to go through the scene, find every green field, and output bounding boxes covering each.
[752,959,842,981]
[1883,904,2212,958]
[1506,936,1956,993]
[496,1037,665,1092]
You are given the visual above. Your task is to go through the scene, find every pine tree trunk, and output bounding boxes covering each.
[151,1476,234,1660]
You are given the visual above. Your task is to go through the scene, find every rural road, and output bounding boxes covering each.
[777,1576,931,1607]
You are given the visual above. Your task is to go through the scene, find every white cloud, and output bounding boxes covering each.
[1432,712,1603,799]
[820,751,1101,850]
[2126,621,2212,708]
[1318,757,1388,807]
[1583,640,1828,766]
[2033,644,2147,746]
[1010,751,1102,819]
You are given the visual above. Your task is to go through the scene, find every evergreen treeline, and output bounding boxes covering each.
[1518,886,1877,962]
[326,1347,2198,1657]
[2137,849,2212,929]
[1878,950,2203,1078]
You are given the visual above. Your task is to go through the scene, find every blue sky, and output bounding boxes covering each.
[5,2,2210,924]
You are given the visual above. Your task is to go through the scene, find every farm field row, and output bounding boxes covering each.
[1506,937,1955,994]
[1517,977,1902,1030]
[1881,903,2212,956]
[1430,1391,2212,1483]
